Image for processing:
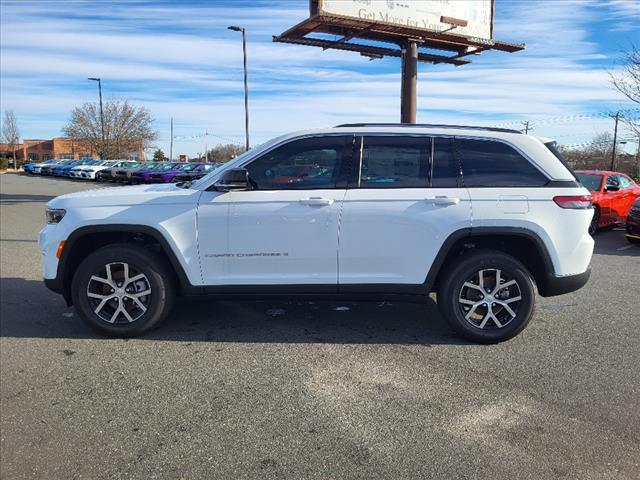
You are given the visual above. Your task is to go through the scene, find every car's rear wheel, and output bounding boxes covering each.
[437,250,535,343]
[589,205,600,236]
[71,244,175,337]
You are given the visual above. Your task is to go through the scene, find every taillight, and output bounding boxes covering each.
[553,195,592,209]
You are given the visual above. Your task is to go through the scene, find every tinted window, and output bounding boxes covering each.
[456,139,548,187]
[432,137,461,187]
[575,173,603,191]
[606,175,620,188]
[247,136,346,190]
[359,136,428,188]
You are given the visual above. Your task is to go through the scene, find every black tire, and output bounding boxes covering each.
[71,243,175,337]
[589,205,600,236]
[437,250,536,344]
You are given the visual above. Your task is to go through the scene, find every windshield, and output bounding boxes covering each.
[178,164,196,171]
[575,173,603,191]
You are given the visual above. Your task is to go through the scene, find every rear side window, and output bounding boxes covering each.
[359,136,429,188]
[432,137,461,188]
[455,139,548,187]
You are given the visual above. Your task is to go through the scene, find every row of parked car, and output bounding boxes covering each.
[22,159,220,184]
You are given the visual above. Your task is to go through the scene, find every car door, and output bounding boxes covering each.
[618,175,638,216]
[604,174,626,224]
[338,135,471,288]
[197,135,352,288]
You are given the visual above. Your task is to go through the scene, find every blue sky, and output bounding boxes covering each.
[1,0,639,158]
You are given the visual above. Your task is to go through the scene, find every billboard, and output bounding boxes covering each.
[315,0,494,42]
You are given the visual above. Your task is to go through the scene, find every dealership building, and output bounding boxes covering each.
[0,137,143,162]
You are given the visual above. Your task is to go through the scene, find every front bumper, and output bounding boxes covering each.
[625,215,640,239]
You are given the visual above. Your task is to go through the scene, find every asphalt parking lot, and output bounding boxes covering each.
[1,172,639,479]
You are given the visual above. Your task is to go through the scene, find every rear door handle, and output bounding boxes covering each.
[299,197,334,206]
[424,196,460,205]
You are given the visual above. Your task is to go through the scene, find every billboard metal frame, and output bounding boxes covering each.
[273,0,525,123]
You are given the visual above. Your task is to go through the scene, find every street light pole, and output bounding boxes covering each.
[228,26,250,151]
[88,77,106,160]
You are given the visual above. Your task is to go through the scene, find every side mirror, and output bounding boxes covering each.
[213,168,251,192]
[605,185,620,192]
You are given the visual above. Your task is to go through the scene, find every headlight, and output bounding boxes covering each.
[46,208,66,224]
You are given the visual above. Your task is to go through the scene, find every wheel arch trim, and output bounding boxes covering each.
[424,226,556,293]
[55,224,200,304]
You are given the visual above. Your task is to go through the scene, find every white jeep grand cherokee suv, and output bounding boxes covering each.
[39,124,594,343]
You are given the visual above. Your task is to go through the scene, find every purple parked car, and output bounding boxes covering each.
[130,162,180,184]
[148,163,214,183]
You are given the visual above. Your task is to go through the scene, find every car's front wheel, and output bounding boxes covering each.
[437,250,535,343]
[71,244,175,337]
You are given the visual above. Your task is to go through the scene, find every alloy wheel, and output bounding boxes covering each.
[457,269,522,330]
[86,262,151,324]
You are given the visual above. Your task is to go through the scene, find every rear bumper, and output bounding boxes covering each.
[44,277,63,294]
[538,268,591,297]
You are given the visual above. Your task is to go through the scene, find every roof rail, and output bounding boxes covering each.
[334,123,523,134]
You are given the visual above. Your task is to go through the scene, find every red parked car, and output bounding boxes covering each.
[575,170,640,235]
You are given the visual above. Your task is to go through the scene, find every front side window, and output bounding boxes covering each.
[246,136,348,190]
[359,136,429,188]
[455,139,548,187]
[618,175,634,189]
[606,175,620,189]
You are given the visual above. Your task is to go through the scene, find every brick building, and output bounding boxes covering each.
[0,137,143,162]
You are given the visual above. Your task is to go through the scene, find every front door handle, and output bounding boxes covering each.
[299,197,334,206]
[424,196,460,205]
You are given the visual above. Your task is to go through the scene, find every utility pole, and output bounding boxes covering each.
[204,129,208,163]
[169,117,174,161]
[610,111,620,171]
[88,77,106,160]
[522,120,532,134]
[228,26,250,151]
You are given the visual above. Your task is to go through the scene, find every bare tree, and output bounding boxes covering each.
[611,45,640,174]
[585,131,614,160]
[206,143,245,163]
[63,99,158,159]
[611,45,640,105]
[2,110,20,166]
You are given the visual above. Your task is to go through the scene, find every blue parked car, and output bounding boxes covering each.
[52,160,86,177]
[23,159,56,173]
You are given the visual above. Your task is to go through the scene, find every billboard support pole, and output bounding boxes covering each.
[400,39,418,124]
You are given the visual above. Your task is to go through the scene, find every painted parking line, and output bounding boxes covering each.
[616,245,634,251]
